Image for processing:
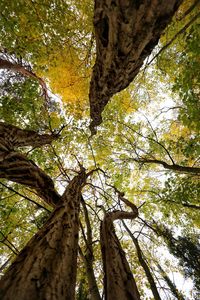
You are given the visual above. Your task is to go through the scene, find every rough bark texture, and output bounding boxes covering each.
[0,151,60,206]
[0,122,60,206]
[89,0,183,134]
[123,222,161,300]
[0,122,57,151]
[0,170,87,300]
[100,209,140,300]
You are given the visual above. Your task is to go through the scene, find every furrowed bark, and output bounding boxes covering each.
[0,170,87,300]
[123,221,161,300]
[89,0,183,134]
[80,199,101,300]
[0,151,60,206]
[0,122,57,151]
[0,122,59,206]
[100,209,140,300]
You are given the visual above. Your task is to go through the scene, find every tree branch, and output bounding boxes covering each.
[148,12,200,66]
[0,182,51,212]
[123,221,162,300]
[134,157,200,174]
[0,57,49,101]
[0,122,58,151]
[178,0,200,21]
[0,151,61,207]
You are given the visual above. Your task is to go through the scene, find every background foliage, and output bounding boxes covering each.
[0,0,199,299]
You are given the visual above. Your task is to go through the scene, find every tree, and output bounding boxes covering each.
[153,222,200,295]
[0,1,199,299]
[156,263,185,300]
[123,221,162,300]
[100,198,140,299]
[0,155,99,299]
[89,0,184,133]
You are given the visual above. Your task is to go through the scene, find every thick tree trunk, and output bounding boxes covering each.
[123,222,161,300]
[0,122,57,151]
[0,170,87,300]
[89,0,183,133]
[100,210,140,300]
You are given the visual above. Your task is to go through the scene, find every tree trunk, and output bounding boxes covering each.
[100,210,140,300]
[85,262,101,300]
[123,221,161,300]
[79,247,101,300]
[89,0,183,134]
[0,170,87,300]
[80,199,101,300]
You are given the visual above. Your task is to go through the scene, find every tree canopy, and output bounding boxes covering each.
[0,0,199,299]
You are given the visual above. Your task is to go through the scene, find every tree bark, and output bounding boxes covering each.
[0,122,59,206]
[0,151,61,206]
[0,169,87,300]
[100,210,140,300]
[123,221,161,300]
[89,0,183,133]
[0,122,57,151]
